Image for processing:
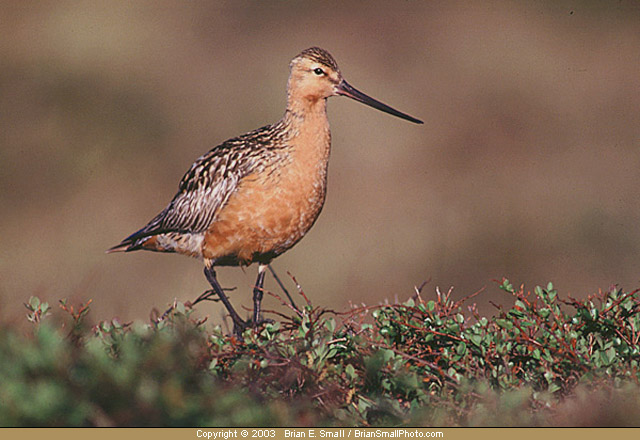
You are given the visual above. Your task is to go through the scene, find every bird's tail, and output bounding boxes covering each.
[105,240,134,253]
[106,225,150,254]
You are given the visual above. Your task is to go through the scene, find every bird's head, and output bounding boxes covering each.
[287,47,422,124]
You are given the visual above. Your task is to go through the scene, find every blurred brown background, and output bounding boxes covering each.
[1,1,639,326]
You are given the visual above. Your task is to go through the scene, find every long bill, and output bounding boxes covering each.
[336,80,423,124]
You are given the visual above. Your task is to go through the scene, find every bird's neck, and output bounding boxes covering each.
[285,93,328,123]
[279,97,332,179]
[282,96,330,149]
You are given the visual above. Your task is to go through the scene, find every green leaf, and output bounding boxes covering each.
[325,318,336,332]
[345,364,356,381]
[500,279,514,293]
[426,300,435,311]
[532,348,541,360]
[28,296,40,309]
[381,349,395,363]
[606,347,617,364]
[496,319,513,330]
[469,334,483,347]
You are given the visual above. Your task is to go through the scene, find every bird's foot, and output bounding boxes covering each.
[249,316,275,329]
[230,317,249,337]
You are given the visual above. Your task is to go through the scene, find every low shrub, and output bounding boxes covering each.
[1,279,639,426]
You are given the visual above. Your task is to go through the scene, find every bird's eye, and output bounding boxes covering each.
[313,67,325,76]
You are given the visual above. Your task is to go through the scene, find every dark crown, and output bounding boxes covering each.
[294,47,340,73]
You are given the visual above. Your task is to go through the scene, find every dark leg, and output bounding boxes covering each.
[252,265,266,326]
[203,265,246,336]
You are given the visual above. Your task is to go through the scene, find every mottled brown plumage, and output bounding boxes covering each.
[108,47,422,335]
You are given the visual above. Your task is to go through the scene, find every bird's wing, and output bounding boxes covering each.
[107,121,289,253]
[110,141,261,252]
[157,144,245,233]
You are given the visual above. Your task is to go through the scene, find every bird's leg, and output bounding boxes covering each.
[203,265,246,336]
[252,264,267,327]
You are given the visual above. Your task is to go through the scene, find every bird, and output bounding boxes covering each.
[108,47,422,335]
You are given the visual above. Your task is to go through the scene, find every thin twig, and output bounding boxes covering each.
[158,286,238,322]
[451,286,486,311]
[413,278,431,304]
[266,289,304,317]
[287,271,311,305]
[268,264,300,312]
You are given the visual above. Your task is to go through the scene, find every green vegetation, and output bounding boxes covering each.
[2,279,640,426]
